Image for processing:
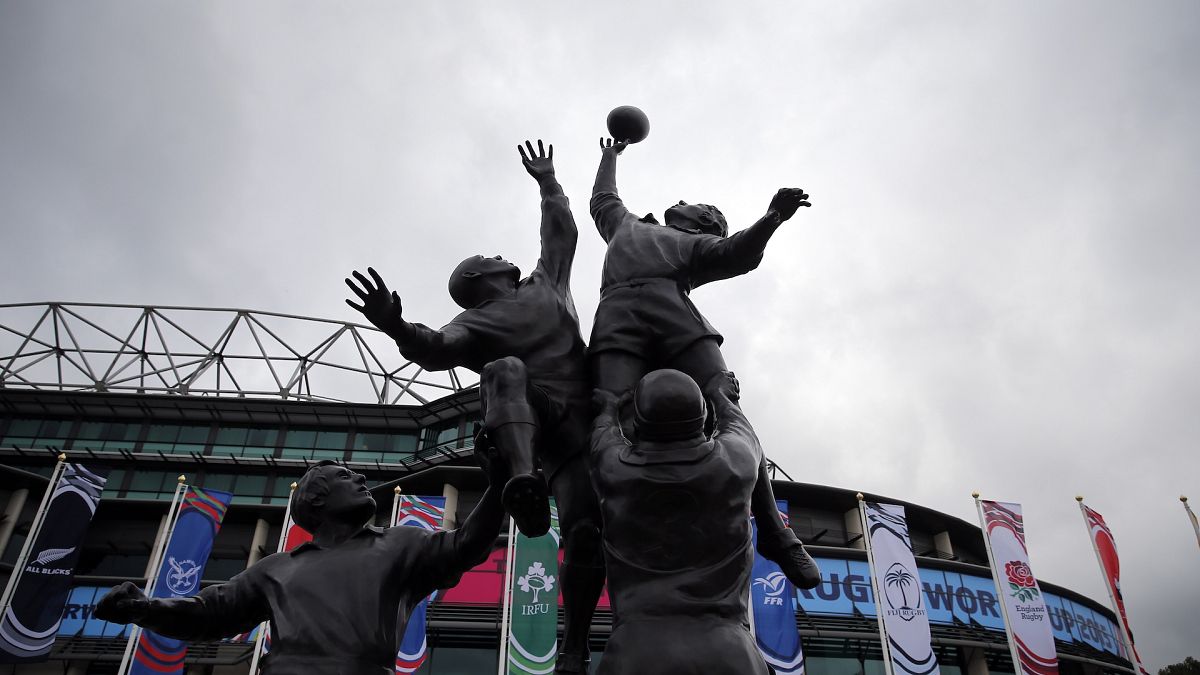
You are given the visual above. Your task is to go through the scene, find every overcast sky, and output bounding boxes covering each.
[1,1,1197,668]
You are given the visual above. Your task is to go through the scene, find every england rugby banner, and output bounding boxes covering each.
[129,487,232,675]
[1079,503,1147,674]
[750,501,804,674]
[505,504,559,675]
[0,463,109,663]
[393,496,446,675]
[977,500,1058,675]
[862,501,939,675]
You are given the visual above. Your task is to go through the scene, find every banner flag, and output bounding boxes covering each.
[977,500,1058,675]
[862,501,939,675]
[505,503,560,675]
[750,501,804,674]
[250,507,311,670]
[129,487,233,675]
[1080,503,1148,674]
[393,496,446,675]
[0,463,109,663]
[1184,498,1200,551]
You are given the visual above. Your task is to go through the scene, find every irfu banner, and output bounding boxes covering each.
[977,500,1058,675]
[393,495,446,675]
[750,501,803,674]
[862,501,939,675]
[506,503,559,675]
[0,463,109,663]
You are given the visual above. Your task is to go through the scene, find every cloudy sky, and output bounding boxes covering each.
[2,1,1197,668]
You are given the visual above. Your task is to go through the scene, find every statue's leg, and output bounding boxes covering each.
[481,356,550,537]
[669,339,821,589]
[591,349,647,434]
[550,452,605,675]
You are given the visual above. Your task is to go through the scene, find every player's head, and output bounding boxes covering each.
[448,255,520,309]
[633,369,707,442]
[665,201,727,237]
[292,461,376,533]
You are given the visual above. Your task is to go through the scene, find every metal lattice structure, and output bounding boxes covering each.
[0,302,477,405]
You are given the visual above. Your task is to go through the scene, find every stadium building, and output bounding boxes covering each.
[0,303,1135,675]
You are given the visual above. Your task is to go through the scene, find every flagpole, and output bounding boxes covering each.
[0,454,68,616]
[1182,496,1200,550]
[247,482,298,675]
[858,494,896,675]
[1076,496,1140,670]
[119,476,187,675]
[391,486,402,527]
[497,519,517,675]
[973,492,1023,674]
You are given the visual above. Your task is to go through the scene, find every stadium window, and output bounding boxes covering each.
[75,421,141,452]
[213,425,279,458]
[281,428,348,461]
[0,417,71,449]
[201,473,235,493]
[351,431,419,463]
[101,469,126,497]
[232,474,268,504]
[125,470,168,499]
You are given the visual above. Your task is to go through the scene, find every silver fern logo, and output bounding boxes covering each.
[32,546,75,565]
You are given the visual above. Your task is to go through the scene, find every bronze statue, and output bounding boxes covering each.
[344,141,603,674]
[588,137,820,590]
[94,456,506,674]
[590,370,771,674]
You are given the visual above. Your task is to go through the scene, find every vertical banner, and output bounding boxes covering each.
[129,487,233,675]
[976,499,1058,675]
[393,495,446,675]
[861,500,939,675]
[0,463,109,663]
[248,482,307,673]
[1079,502,1148,674]
[1183,497,1200,550]
[750,501,804,674]
[505,503,559,675]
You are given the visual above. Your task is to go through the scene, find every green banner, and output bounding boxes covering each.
[506,503,559,675]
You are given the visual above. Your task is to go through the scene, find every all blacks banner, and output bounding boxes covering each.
[861,501,939,675]
[977,499,1058,675]
[0,463,109,663]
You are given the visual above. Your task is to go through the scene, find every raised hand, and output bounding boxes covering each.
[518,139,555,180]
[345,267,405,337]
[94,581,150,624]
[599,137,629,157]
[767,188,811,222]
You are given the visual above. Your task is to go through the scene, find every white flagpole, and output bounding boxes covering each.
[496,519,517,675]
[973,492,1023,674]
[390,486,403,527]
[0,454,68,616]
[118,476,187,675]
[1182,496,1200,550]
[858,494,896,675]
[1076,497,1139,670]
[247,481,298,675]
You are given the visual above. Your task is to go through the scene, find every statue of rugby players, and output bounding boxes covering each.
[345,140,602,674]
[588,137,820,589]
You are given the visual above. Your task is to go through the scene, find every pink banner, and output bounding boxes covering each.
[1082,505,1148,674]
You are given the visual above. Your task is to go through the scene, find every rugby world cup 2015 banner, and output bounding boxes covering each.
[751,501,803,674]
[1080,504,1145,674]
[863,502,939,675]
[129,487,232,675]
[979,500,1057,675]
[393,496,446,675]
[0,463,109,663]
[506,504,560,675]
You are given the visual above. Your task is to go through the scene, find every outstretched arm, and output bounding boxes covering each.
[519,140,577,287]
[95,574,268,642]
[691,188,811,288]
[703,371,757,453]
[590,138,633,242]
[345,267,475,370]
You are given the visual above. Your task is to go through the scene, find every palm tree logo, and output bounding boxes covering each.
[883,563,920,621]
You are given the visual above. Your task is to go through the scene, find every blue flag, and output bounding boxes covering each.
[750,501,804,674]
[130,486,232,675]
[393,495,446,674]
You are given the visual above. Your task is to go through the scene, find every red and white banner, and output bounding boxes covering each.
[1184,498,1200,551]
[1080,503,1148,674]
[977,500,1058,675]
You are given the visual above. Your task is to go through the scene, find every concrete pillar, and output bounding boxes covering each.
[0,488,29,559]
[247,518,270,567]
[843,507,864,549]
[964,647,989,675]
[146,512,170,578]
[934,531,954,559]
[442,483,460,530]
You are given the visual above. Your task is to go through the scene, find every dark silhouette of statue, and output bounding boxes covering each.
[590,369,771,675]
[94,457,506,675]
[344,140,603,674]
[588,138,820,590]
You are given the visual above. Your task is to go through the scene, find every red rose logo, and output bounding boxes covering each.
[1004,561,1039,601]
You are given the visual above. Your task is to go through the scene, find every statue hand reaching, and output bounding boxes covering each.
[599,137,629,157]
[518,139,555,180]
[345,267,405,338]
[95,581,150,625]
[767,188,811,223]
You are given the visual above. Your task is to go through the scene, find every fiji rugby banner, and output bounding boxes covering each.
[393,496,446,675]
[862,501,939,675]
[129,487,232,675]
[750,501,803,674]
[977,500,1057,675]
[0,463,109,663]
[505,504,559,675]
[1079,503,1147,674]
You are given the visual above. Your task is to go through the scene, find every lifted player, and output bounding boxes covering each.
[588,137,820,589]
[345,140,602,674]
